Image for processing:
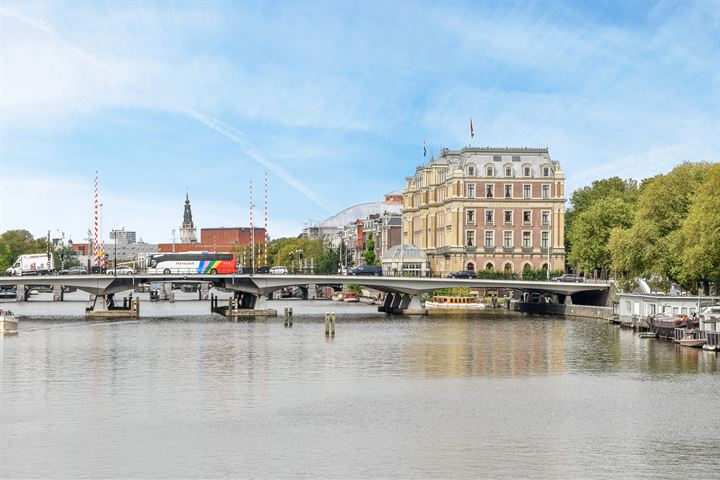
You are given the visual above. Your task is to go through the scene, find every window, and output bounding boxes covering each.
[523,184,531,198]
[541,231,549,248]
[512,156,521,162]
[486,262,494,270]
[486,184,494,198]
[505,166,512,177]
[468,165,475,176]
[504,184,512,198]
[485,210,494,224]
[466,210,475,224]
[440,170,447,183]
[541,210,549,225]
[493,155,502,162]
[504,210,512,224]
[522,231,532,247]
[485,231,494,247]
[466,231,475,247]
[466,184,475,198]
[485,165,493,177]
[523,166,531,177]
[504,231,513,247]
[467,262,475,271]
[542,184,550,199]
[543,166,550,177]
[523,210,531,224]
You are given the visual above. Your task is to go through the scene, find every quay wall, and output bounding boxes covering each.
[513,302,612,319]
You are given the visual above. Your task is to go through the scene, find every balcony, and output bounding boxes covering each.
[503,247,514,253]
[483,246,495,253]
[465,246,477,253]
[521,246,533,253]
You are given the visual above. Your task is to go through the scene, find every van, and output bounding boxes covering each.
[350,265,383,276]
[5,254,55,276]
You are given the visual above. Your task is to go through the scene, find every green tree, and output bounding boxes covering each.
[677,164,720,293]
[0,230,47,271]
[567,197,634,276]
[565,177,640,254]
[363,232,377,265]
[609,162,713,286]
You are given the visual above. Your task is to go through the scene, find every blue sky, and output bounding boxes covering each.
[1,0,718,244]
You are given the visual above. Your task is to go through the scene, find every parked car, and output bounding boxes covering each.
[107,265,136,275]
[350,265,383,276]
[552,273,584,283]
[59,266,88,275]
[448,270,477,279]
[270,266,288,275]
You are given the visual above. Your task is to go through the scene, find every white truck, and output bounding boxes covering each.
[5,253,55,276]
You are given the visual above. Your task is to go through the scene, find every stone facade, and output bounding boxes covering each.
[402,147,566,276]
[180,193,198,244]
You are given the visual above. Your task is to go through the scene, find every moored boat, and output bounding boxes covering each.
[0,309,18,334]
[639,331,657,338]
[677,331,707,348]
[425,296,486,315]
[646,312,697,337]
[343,292,359,303]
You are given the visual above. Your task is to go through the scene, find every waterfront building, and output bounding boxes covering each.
[180,193,198,244]
[381,244,430,277]
[157,227,266,254]
[617,293,719,321]
[402,147,566,276]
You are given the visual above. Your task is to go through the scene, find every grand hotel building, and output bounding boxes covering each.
[402,147,566,275]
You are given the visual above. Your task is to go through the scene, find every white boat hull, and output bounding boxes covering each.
[1,315,18,333]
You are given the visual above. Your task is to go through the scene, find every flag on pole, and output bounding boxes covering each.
[470,118,474,139]
[423,141,426,157]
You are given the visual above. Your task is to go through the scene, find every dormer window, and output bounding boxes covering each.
[543,166,550,177]
[504,165,512,177]
[486,165,494,176]
[523,165,531,177]
[467,165,475,176]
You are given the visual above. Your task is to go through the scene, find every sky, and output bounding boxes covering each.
[1,0,718,244]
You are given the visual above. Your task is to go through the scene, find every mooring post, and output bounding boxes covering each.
[325,312,330,336]
[284,307,289,327]
[289,307,293,327]
[331,312,336,336]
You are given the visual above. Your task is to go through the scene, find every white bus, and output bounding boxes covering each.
[146,252,236,275]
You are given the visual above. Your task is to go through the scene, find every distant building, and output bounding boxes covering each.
[403,146,566,276]
[180,193,198,244]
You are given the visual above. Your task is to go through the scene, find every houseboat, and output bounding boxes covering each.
[425,296,486,315]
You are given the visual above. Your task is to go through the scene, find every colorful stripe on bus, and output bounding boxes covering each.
[197,260,223,273]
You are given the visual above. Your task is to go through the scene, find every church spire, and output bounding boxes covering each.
[180,190,197,243]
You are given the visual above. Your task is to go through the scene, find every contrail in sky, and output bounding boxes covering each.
[0,6,330,212]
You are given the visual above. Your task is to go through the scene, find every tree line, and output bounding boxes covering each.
[565,162,719,294]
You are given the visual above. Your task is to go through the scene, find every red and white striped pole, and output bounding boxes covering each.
[264,171,268,267]
[249,180,255,273]
[94,171,99,267]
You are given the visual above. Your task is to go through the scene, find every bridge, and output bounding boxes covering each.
[0,274,610,317]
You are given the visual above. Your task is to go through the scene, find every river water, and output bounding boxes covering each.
[1,301,719,479]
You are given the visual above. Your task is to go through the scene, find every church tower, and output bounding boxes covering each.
[180,192,197,244]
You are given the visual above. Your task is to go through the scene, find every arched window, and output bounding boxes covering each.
[522,262,533,271]
[485,262,494,270]
[541,263,549,270]
[466,262,475,271]
[504,263,513,273]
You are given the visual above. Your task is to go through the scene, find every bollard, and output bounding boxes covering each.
[284,307,289,327]
[289,307,293,327]
[331,313,336,336]
[325,312,330,336]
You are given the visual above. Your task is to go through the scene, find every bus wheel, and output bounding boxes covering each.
[163,269,171,275]
[210,269,218,275]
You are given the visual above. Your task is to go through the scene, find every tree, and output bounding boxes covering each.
[609,162,713,286]
[567,197,634,275]
[0,230,47,271]
[565,177,640,254]
[363,232,377,265]
[678,164,720,293]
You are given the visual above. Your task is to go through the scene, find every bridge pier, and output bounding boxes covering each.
[52,285,64,301]
[378,293,426,315]
[85,293,139,318]
[15,285,28,302]
[210,291,276,317]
